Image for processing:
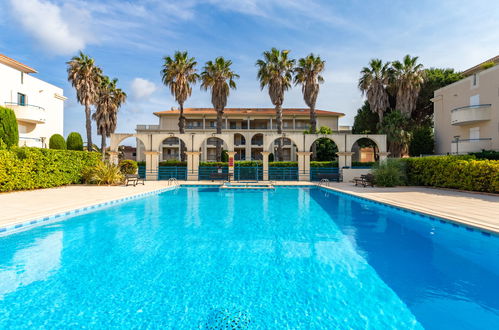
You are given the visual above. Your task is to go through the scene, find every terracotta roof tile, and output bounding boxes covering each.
[154,108,344,117]
[0,54,37,73]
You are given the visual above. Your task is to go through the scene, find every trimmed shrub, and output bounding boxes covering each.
[352,161,375,167]
[372,159,407,187]
[67,132,84,151]
[0,106,19,147]
[119,159,138,174]
[269,161,298,167]
[159,160,187,166]
[0,147,100,192]
[311,161,337,167]
[469,150,499,160]
[49,134,67,150]
[404,156,499,193]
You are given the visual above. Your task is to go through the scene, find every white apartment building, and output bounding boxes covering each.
[433,56,499,154]
[135,107,344,162]
[0,54,66,147]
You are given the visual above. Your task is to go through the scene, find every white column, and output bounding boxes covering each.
[293,117,296,130]
[336,152,355,168]
[296,151,312,181]
[186,151,201,181]
[247,117,250,130]
[245,143,251,160]
[203,116,206,130]
[108,151,119,165]
[379,152,390,162]
[261,151,270,181]
[225,117,228,130]
[144,151,160,181]
[270,118,273,130]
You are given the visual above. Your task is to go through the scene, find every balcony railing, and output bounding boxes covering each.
[4,102,46,124]
[450,104,491,126]
[451,138,492,154]
[136,124,160,130]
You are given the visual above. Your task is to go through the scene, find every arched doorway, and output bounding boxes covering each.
[309,137,339,181]
[351,138,379,164]
[251,133,264,160]
[234,133,246,160]
[114,136,143,177]
[160,137,181,161]
[267,137,299,180]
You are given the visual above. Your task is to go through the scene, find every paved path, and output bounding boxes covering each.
[322,183,499,233]
[1,181,498,233]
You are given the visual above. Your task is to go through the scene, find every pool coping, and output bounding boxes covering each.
[317,184,499,236]
[0,185,179,237]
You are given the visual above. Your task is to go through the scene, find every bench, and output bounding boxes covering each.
[209,173,233,182]
[125,174,145,187]
[353,174,374,187]
[317,173,341,182]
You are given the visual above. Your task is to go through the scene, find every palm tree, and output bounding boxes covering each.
[358,59,391,123]
[294,54,325,133]
[200,57,239,161]
[392,55,425,117]
[161,51,198,161]
[256,48,295,160]
[67,51,102,150]
[93,76,127,160]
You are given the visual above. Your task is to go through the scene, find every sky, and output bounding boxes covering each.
[1,0,498,144]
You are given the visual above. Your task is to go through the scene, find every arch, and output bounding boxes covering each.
[266,137,298,161]
[264,134,302,153]
[234,133,246,146]
[346,134,387,156]
[202,136,228,162]
[251,133,264,146]
[193,133,233,151]
[350,137,380,162]
[110,133,148,153]
[159,137,181,161]
[303,134,344,153]
[308,137,339,161]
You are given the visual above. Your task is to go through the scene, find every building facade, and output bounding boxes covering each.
[0,54,66,147]
[433,56,499,154]
[136,108,344,162]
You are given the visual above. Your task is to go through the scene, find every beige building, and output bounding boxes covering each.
[433,56,499,154]
[136,108,344,162]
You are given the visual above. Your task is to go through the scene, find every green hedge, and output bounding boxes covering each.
[404,156,499,193]
[469,150,499,160]
[0,106,19,147]
[0,147,100,192]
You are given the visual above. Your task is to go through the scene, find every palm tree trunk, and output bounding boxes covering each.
[216,108,223,162]
[101,133,106,161]
[85,102,93,151]
[310,106,317,133]
[178,103,186,161]
[276,104,283,161]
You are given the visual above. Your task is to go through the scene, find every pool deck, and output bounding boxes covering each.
[0,181,498,234]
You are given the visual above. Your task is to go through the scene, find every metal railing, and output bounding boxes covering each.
[450,104,491,113]
[4,102,45,111]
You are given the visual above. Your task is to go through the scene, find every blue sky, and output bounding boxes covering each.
[1,0,498,143]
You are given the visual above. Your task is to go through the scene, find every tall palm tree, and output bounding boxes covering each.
[358,59,391,123]
[256,48,295,160]
[161,51,198,161]
[200,57,239,161]
[392,55,425,117]
[67,51,102,150]
[93,76,127,160]
[294,54,325,133]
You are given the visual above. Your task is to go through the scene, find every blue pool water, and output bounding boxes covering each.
[0,187,498,329]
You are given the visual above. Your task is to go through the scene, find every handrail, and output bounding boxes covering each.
[4,102,45,111]
[452,138,492,142]
[450,104,491,113]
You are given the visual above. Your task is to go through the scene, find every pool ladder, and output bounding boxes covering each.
[318,178,330,187]
[168,178,179,187]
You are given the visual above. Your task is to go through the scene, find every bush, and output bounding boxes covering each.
[372,159,407,187]
[404,156,499,193]
[269,161,297,167]
[352,161,375,167]
[0,147,100,192]
[49,134,67,150]
[83,162,123,185]
[119,159,138,174]
[158,160,187,167]
[409,126,434,156]
[469,150,499,160]
[311,161,338,167]
[66,132,84,151]
[0,106,19,147]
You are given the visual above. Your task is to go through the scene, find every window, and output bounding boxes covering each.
[230,121,237,129]
[471,74,479,88]
[17,93,26,106]
[470,94,480,106]
[469,127,480,140]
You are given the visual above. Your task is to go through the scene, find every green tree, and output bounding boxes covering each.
[0,106,19,147]
[67,52,102,150]
[413,68,463,125]
[161,51,198,161]
[66,132,83,150]
[256,48,295,160]
[409,125,434,156]
[352,101,379,134]
[93,75,127,159]
[379,110,411,157]
[200,57,239,161]
[392,55,425,118]
[358,59,391,122]
[306,126,338,161]
[294,54,325,133]
[49,134,67,150]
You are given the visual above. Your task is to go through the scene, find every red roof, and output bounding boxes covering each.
[154,108,344,117]
[0,54,37,73]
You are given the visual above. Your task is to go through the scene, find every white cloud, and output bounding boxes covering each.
[9,0,93,55]
[130,78,158,100]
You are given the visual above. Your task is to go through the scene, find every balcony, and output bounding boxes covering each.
[4,102,45,124]
[136,124,160,131]
[451,138,492,154]
[450,104,491,126]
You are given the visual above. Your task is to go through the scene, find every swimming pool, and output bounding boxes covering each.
[0,187,498,328]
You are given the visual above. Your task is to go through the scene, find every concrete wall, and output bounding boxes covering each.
[342,168,371,182]
[0,62,65,147]
[433,65,499,154]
